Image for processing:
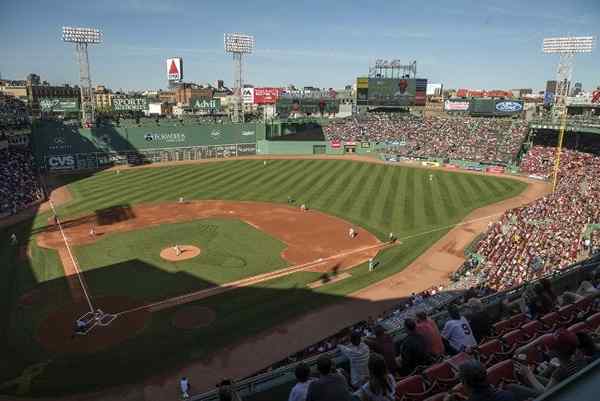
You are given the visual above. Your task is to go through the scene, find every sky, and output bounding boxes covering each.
[0,0,599,91]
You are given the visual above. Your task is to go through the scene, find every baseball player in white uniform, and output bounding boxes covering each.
[174,245,182,257]
[348,227,355,238]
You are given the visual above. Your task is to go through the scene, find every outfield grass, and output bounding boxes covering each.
[0,159,528,396]
[75,219,288,301]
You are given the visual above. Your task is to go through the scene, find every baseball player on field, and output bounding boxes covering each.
[368,258,374,272]
[10,233,17,245]
[89,227,96,237]
[349,227,356,238]
[174,245,182,256]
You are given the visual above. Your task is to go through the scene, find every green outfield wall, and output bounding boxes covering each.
[32,121,262,171]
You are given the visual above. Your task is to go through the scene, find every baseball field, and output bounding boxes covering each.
[0,158,528,396]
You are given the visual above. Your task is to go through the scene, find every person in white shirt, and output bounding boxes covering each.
[288,362,314,401]
[338,330,370,388]
[441,305,477,354]
[180,377,190,399]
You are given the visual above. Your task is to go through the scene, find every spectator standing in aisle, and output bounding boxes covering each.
[337,330,370,388]
[415,311,445,357]
[365,325,399,375]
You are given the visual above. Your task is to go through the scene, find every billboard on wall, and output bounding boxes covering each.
[39,98,79,113]
[444,100,470,111]
[495,100,523,114]
[253,87,281,104]
[469,98,496,115]
[242,87,254,104]
[356,77,369,105]
[276,98,339,116]
[190,98,221,112]
[166,57,183,81]
[112,97,148,112]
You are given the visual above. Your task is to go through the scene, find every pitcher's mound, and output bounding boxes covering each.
[172,306,216,329]
[160,245,201,261]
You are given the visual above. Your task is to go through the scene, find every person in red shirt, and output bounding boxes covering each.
[415,311,445,357]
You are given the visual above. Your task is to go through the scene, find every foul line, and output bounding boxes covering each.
[115,242,389,316]
[115,211,507,317]
[47,199,95,313]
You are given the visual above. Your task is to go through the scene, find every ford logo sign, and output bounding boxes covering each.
[495,101,522,112]
[144,133,154,141]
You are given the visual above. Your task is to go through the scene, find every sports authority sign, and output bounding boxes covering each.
[253,87,281,104]
[112,97,148,112]
[242,88,254,104]
[166,57,183,81]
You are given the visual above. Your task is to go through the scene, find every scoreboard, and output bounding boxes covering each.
[356,77,427,107]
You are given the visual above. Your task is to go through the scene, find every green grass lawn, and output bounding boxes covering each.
[0,159,528,396]
[75,219,288,302]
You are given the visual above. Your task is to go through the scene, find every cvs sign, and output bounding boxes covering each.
[48,155,75,170]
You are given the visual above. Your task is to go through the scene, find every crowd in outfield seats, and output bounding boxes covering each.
[0,94,43,217]
[472,146,600,291]
[323,114,528,164]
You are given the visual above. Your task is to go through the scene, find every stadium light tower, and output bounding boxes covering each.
[225,33,255,123]
[542,36,595,192]
[62,26,103,127]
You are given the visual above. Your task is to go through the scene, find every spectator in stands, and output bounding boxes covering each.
[448,360,516,401]
[465,298,492,343]
[338,330,370,388]
[365,325,399,375]
[442,305,477,355]
[534,282,555,314]
[511,329,589,398]
[415,311,445,357]
[305,355,352,401]
[354,353,396,401]
[398,318,429,375]
[575,332,600,361]
[576,271,600,296]
[288,363,315,401]
[217,380,242,401]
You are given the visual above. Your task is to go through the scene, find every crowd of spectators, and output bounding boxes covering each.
[471,145,600,291]
[323,114,528,164]
[279,278,600,401]
[0,94,43,217]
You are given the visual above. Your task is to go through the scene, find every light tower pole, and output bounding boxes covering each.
[542,36,595,192]
[62,26,103,127]
[224,33,255,123]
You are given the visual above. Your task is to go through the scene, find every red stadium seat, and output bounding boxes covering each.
[423,393,449,401]
[476,339,506,366]
[506,313,528,329]
[450,383,468,399]
[521,320,545,338]
[515,334,555,366]
[493,319,513,336]
[501,329,528,351]
[586,312,600,331]
[567,322,590,334]
[575,296,595,315]
[447,352,474,370]
[558,304,579,324]
[423,361,459,390]
[395,375,433,401]
[540,312,561,330]
[486,360,518,387]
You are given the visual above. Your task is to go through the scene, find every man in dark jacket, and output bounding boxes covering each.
[465,298,493,343]
[399,319,429,375]
[305,355,352,401]
[365,325,399,374]
[447,361,516,401]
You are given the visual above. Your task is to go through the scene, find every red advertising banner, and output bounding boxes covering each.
[330,140,341,148]
[253,87,282,104]
[486,166,505,174]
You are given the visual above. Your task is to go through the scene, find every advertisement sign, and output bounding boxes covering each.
[486,166,505,174]
[276,98,339,116]
[47,155,75,171]
[112,97,148,112]
[166,57,183,81]
[191,98,221,112]
[40,98,79,113]
[592,90,600,103]
[361,142,370,148]
[242,88,254,104]
[469,98,496,115]
[495,101,523,113]
[367,78,416,106]
[253,87,281,104]
[330,140,341,148]
[444,100,470,111]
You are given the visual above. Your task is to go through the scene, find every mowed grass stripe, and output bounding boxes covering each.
[301,161,351,206]
[401,168,416,231]
[276,161,336,202]
[332,162,369,211]
[421,171,440,226]
[255,160,313,201]
[380,166,402,229]
[463,174,493,202]
[232,160,297,200]
[360,164,386,220]
[410,169,429,230]
[319,162,363,209]
[185,161,261,199]
[435,172,459,219]
[204,161,273,199]
[339,162,372,213]
[447,173,474,208]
